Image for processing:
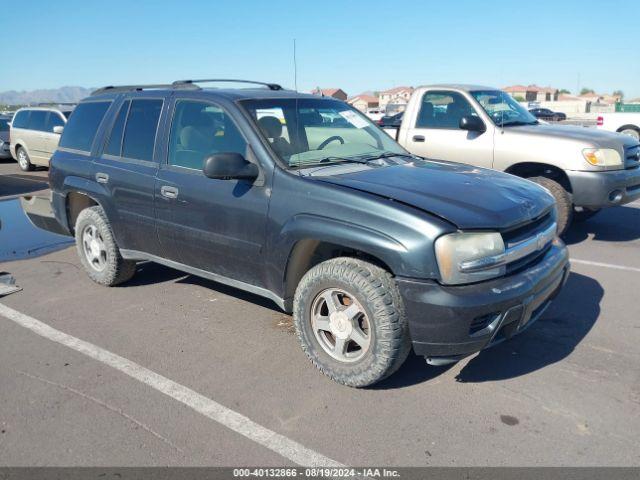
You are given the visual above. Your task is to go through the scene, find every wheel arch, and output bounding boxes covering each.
[505,162,573,193]
[616,124,640,134]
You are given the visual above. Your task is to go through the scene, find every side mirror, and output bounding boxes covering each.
[459,115,486,133]
[203,152,259,181]
[53,126,64,134]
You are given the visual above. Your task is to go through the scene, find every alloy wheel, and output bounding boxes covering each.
[310,288,372,363]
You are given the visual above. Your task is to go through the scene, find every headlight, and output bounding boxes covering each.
[435,232,505,285]
[582,148,622,167]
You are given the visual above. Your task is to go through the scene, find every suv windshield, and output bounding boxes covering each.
[241,98,406,169]
[471,90,538,127]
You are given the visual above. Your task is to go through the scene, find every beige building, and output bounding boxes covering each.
[378,86,414,108]
[504,85,559,102]
[310,88,348,101]
[348,94,379,112]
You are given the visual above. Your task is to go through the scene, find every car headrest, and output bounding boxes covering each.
[258,116,282,139]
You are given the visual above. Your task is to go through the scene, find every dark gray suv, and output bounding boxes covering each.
[49,79,570,387]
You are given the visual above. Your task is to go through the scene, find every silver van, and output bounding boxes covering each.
[9,106,74,171]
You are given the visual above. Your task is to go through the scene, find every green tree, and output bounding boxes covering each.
[513,95,525,102]
[580,87,595,95]
[558,88,570,94]
[613,90,624,100]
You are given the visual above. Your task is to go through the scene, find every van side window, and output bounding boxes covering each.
[45,112,65,132]
[12,110,32,129]
[104,100,130,157]
[416,91,476,129]
[168,100,247,170]
[121,99,163,162]
[59,101,112,152]
[29,111,48,132]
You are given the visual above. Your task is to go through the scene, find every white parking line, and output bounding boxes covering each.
[0,302,343,468]
[572,259,640,273]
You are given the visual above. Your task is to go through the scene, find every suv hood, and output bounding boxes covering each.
[506,123,638,149]
[315,160,555,230]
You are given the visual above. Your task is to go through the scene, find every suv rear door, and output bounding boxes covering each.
[154,95,269,286]
[96,95,167,256]
[401,90,494,169]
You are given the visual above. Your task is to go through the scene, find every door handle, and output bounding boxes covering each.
[160,185,179,199]
[96,172,109,184]
[412,135,425,142]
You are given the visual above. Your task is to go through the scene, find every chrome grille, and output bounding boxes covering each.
[458,211,556,274]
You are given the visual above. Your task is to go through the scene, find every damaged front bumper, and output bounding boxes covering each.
[396,240,570,364]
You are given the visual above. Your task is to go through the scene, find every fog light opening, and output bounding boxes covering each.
[608,190,623,203]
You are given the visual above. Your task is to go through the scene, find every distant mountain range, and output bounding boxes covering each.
[0,86,93,105]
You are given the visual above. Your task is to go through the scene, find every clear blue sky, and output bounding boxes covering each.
[2,0,639,98]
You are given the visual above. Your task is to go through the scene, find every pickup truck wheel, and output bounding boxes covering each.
[528,176,573,235]
[618,127,640,141]
[293,257,410,387]
[75,206,137,286]
[16,147,34,172]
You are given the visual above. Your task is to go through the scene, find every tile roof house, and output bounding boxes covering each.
[310,88,348,101]
[347,94,379,112]
[378,86,414,108]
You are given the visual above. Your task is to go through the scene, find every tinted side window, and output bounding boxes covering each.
[104,100,130,157]
[12,110,31,129]
[121,99,163,161]
[45,112,65,132]
[59,101,111,152]
[29,111,48,131]
[416,91,476,129]
[168,100,247,170]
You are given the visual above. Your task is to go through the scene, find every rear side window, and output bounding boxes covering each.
[104,100,130,157]
[121,99,163,161]
[0,119,9,132]
[59,101,111,152]
[12,110,31,128]
[29,111,48,131]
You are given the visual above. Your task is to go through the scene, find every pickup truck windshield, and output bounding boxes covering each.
[471,90,538,127]
[241,98,406,169]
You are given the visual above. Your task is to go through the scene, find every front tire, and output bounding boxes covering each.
[75,206,136,286]
[16,147,34,172]
[528,176,573,235]
[618,126,640,141]
[293,257,410,387]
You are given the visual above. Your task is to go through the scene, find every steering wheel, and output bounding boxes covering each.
[318,135,345,150]
[491,110,515,122]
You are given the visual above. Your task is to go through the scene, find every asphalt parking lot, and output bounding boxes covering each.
[0,159,639,467]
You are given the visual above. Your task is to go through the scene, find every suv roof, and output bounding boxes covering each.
[87,79,321,102]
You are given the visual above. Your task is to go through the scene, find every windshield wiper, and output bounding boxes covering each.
[358,152,416,163]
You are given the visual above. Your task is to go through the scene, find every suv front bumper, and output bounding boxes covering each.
[396,240,570,363]
[567,168,640,208]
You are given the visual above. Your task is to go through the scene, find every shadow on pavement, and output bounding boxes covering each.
[0,172,49,198]
[564,205,640,244]
[455,272,601,383]
[374,271,601,388]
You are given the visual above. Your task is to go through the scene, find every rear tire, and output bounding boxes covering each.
[528,176,573,235]
[16,147,33,172]
[293,257,411,387]
[75,206,136,286]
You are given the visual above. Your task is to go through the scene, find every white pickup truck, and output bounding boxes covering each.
[384,84,640,233]
[596,113,640,141]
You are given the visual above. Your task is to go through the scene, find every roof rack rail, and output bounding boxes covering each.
[172,79,284,91]
[90,83,189,96]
